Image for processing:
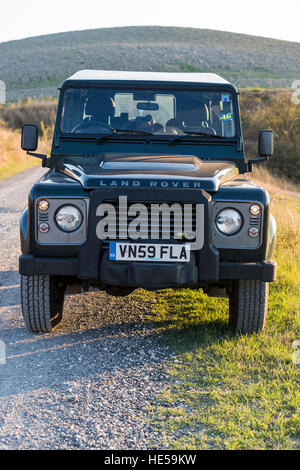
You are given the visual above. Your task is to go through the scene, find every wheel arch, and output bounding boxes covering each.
[20,208,30,254]
[266,213,276,259]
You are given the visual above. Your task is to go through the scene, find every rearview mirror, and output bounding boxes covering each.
[21,124,38,151]
[136,102,159,111]
[258,130,274,157]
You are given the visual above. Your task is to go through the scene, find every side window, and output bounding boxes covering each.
[210,93,236,137]
[61,88,87,132]
[219,93,235,137]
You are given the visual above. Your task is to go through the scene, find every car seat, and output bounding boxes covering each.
[166,102,216,134]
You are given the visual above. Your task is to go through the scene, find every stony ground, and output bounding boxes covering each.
[1,26,299,101]
[0,167,170,449]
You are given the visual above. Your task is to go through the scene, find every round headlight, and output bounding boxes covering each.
[55,205,82,232]
[216,208,242,235]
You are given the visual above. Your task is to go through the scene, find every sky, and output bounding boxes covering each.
[1,0,300,44]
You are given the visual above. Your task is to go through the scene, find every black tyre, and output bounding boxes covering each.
[21,274,65,333]
[229,280,269,334]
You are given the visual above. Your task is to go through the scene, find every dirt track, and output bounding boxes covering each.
[0,167,169,449]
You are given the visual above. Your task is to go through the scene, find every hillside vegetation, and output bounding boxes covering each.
[241,89,300,182]
[1,89,299,182]
[0,26,300,101]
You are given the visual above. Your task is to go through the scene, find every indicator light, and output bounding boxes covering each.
[38,200,49,211]
[249,204,260,215]
[39,223,50,233]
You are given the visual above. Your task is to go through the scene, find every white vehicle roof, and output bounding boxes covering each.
[64,70,233,86]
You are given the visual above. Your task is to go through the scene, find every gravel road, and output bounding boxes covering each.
[0,167,170,449]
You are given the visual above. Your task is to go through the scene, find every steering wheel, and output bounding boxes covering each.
[72,121,112,133]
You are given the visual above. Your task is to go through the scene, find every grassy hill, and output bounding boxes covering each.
[1,26,300,101]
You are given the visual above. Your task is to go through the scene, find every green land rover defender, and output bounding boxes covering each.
[19,71,276,334]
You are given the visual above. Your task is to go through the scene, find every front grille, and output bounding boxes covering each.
[100,200,197,246]
[249,215,260,226]
[38,212,49,222]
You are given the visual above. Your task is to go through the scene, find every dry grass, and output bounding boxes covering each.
[251,166,300,194]
[0,124,51,180]
[0,98,55,179]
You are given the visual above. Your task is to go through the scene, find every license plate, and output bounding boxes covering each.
[109,242,191,262]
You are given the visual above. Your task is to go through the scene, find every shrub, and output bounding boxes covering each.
[240,89,300,183]
[0,98,57,134]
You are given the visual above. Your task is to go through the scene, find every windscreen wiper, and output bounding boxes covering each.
[97,128,154,144]
[168,131,223,145]
[116,128,154,135]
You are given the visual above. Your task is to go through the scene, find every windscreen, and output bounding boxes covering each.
[60,87,236,138]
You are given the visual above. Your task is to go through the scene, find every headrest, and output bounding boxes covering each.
[181,101,209,123]
[135,115,154,128]
[85,95,115,118]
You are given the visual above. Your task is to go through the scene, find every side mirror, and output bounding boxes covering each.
[258,130,274,157]
[21,124,38,151]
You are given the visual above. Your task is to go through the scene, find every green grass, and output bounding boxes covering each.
[136,191,300,450]
[7,75,65,91]
[163,64,292,81]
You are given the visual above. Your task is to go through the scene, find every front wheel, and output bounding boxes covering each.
[229,280,269,334]
[21,274,65,333]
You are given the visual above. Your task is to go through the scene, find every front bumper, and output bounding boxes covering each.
[19,253,277,285]
[21,186,277,288]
